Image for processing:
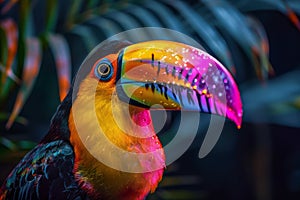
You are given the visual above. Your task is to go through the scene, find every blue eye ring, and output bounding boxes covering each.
[94,58,113,81]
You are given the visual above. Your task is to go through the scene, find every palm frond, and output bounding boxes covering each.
[0,63,20,84]
[6,37,41,129]
[0,0,19,14]
[242,70,300,128]
[0,0,299,128]
[0,19,18,85]
[0,136,17,151]
[165,1,236,73]
[47,34,71,101]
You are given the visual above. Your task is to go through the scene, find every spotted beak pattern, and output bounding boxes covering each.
[116,40,242,128]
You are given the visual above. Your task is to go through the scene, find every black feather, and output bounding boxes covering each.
[1,141,89,200]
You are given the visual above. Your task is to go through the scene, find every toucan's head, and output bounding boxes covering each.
[76,40,242,128]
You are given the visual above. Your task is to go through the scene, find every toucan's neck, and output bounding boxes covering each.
[68,78,165,199]
[95,95,157,148]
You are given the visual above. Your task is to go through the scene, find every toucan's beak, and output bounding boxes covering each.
[116,40,242,128]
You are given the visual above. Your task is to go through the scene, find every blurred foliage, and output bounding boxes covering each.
[0,0,299,131]
[0,0,300,198]
[0,0,298,127]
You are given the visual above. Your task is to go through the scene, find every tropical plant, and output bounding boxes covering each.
[0,0,299,199]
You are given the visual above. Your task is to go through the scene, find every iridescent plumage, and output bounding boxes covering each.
[1,140,87,200]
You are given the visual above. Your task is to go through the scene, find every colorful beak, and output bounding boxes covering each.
[116,40,242,128]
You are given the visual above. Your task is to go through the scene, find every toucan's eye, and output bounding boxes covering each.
[94,58,113,81]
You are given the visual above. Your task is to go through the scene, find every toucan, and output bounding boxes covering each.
[0,40,242,200]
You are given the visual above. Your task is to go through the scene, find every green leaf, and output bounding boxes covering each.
[142,1,186,33]
[6,37,41,129]
[0,25,8,73]
[293,96,300,109]
[47,34,71,101]
[18,0,30,45]
[0,19,19,85]
[246,17,274,79]
[288,0,300,14]
[0,112,27,125]
[203,0,271,79]
[242,69,300,127]
[0,137,35,152]
[87,0,99,9]
[16,140,36,150]
[165,1,235,73]
[16,0,31,79]
[65,0,83,29]
[105,10,141,29]
[0,63,20,84]
[87,17,122,38]
[70,25,99,51]
[284,2,300,31]
[45,0,58,33]
[126,4,162,27]
[0,136,17,151]
[1,0,19,14]
[230,0,300,30]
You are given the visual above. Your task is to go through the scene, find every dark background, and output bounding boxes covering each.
[1,1,300,200]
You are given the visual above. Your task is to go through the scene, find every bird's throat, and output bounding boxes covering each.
[68,79,165,199]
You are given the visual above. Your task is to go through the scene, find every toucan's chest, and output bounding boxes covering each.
[68,97,165,199]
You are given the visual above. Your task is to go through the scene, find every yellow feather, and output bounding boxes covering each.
[69,76,165,199]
